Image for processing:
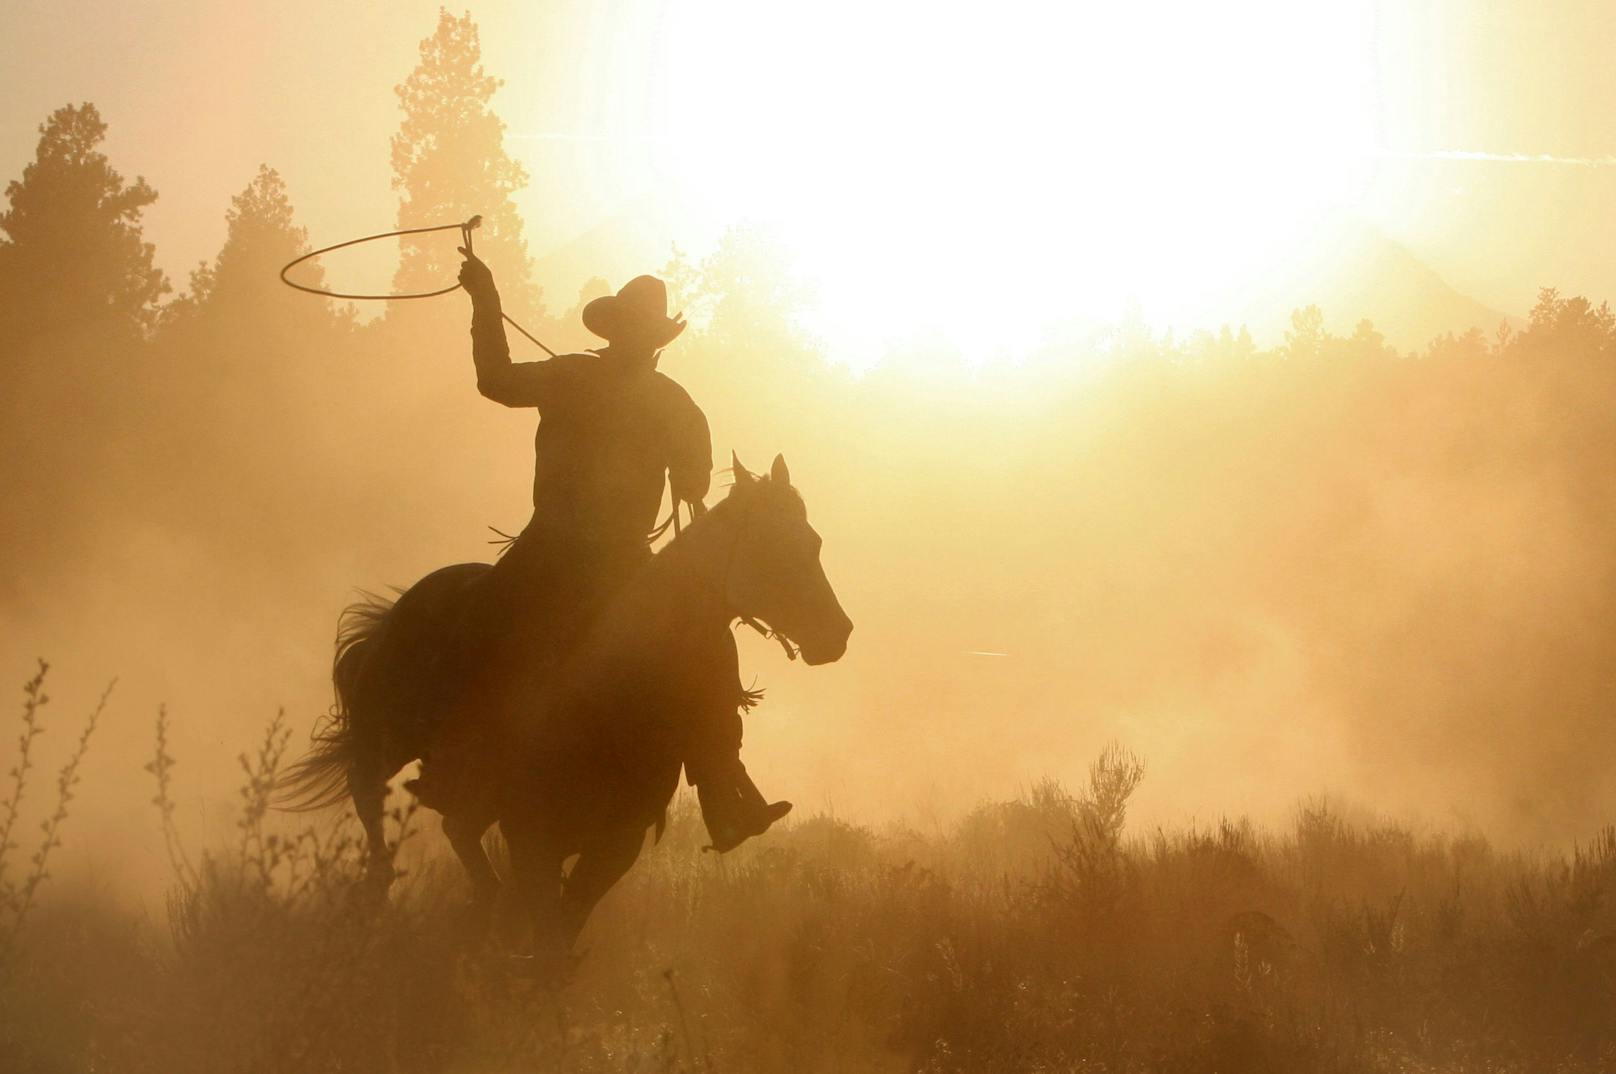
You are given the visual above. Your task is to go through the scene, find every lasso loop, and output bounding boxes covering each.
[279,215,556,356]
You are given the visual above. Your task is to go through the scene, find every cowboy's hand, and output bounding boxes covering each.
[457,247,498,304]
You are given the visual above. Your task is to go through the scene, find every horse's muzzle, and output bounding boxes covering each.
[799,615,852,666]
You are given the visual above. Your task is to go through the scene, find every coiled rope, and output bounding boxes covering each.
[279,215,556,356]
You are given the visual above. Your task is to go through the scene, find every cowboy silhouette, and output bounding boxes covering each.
[409,249,790,851]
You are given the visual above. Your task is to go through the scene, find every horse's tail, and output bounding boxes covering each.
[277,591,395,812]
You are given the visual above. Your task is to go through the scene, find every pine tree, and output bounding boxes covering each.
[153,164,355,431]
[0,102,168,350]
[140,166,357,538]
[166,164,345,336]
[0,104,168,566]
[390,9,539,317]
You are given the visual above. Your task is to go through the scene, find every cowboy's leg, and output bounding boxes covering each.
[689,753,791,853]
[682,631,748,847]
[732,758,775,812]
[692,769,744,847]
[684,632,790,852]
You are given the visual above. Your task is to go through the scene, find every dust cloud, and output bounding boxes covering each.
[4,10,1616,901]
[6,228,1615,891]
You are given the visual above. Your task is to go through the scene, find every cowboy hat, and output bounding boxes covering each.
[582,275,686,347]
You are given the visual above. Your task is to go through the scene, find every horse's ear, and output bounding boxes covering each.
[731,451,755,488]
[770,454,790,485]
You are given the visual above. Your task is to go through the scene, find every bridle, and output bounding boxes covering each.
[714,486,802,662]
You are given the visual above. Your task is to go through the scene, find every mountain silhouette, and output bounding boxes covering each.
[1218,212,1514,350]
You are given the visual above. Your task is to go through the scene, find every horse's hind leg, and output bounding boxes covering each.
[350,746,397,903]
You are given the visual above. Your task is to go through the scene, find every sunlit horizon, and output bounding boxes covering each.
[647,0,1382,366]
[15,1,1608,373]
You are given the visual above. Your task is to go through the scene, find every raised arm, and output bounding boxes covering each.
[459,249,566,409]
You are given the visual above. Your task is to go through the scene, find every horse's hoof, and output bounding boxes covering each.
[344,875,392,915]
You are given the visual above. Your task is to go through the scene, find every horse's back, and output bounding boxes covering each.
[400,562,492,605]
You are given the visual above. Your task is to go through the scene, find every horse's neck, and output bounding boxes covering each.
[642,511,735,640]
[587,509,735,674]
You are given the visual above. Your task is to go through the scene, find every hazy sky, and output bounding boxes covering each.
[5,0,1616,354]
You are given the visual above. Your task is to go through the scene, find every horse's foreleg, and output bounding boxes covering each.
[443,810,500,932]
[558,824,646,954]
[501,817,569,967]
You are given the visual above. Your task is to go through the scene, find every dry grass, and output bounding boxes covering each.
[0,661,110,950]
[4,686,1616,1073]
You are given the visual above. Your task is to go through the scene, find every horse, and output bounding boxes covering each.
[279,452,852,959]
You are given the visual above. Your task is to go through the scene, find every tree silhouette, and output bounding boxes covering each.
[686,226,816,353]
[1423,326,1490,362]
[142,165,359,537]
[0,102,168,351]
[1513,287,1616,360]
[390,9,538,317]
[0,104,170,576]
[666,225,831,459]
[165,164,347,340]
[1283,305,1326,360]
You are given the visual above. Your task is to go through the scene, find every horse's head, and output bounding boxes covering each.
[719,452,853,666]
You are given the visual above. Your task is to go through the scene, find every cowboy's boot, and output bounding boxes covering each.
[696,763,791,853]
[735,762,793,839]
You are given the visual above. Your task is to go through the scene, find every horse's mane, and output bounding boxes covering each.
[649,470,801,556]
[335,590,395,667]
[564,473,795,675]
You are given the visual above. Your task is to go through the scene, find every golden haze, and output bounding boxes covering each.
[2,0,1615,881]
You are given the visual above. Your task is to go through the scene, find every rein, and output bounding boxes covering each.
[484,490,705,563]
[741,616,799,662]
[486,482,802,661]
[645,496,702,544]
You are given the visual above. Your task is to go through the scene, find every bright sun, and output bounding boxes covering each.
[651,1,1378,368]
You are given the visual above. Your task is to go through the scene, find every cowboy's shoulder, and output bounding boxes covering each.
[551,351,599,371]
[536,351,601,386]
[648,370,701,411]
